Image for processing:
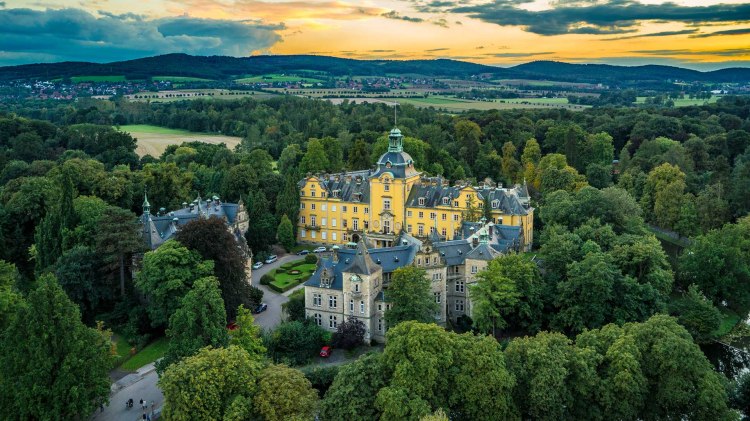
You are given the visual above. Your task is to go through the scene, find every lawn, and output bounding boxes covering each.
[71,75,128,83]
[635,96,720,107]
[269,260,317,292]
[118,337,169,372]
[115,124,242,157]
[152,75,214,82]
[716,308,741,338]
[112,334,132,368]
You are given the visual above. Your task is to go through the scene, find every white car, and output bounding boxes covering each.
[313,246,327,253]
[252,261,263,270]
[265,255,278,264]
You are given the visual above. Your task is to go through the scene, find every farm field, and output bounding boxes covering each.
[152,75,214,82]
[635,96,720,106]
[236,73,326,83]
[71,75,129,83]
[115,124,242,157]
[393,95,588,111]
[125,89,278,103]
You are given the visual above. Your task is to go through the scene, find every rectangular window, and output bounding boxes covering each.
[311,231,317,239]
[301,216,306,225]
[378,303,382,311]
[301,229,306,238]
[300,203,305,209]
[343,220,348,228]
[353,219,359,231]
[455,300,464,312]
[349,299,354,312]
[311,203,316,210]
[442,213,447,221]
[441,228,447,237]
[311,191,316,197]
[430,212,436,220]
[418,211,424,219]
[329,315,338,328]
[329,295,337,308]
[378,318,382,332]
[454,201,459,207]
[314,313,322,326]
[332,232,337,241]
[353,206,358,213]
[456,281,465,292]
[383,199,391,211]
[453,214,459,222]
[384,184,390,192]
[407,210,413,217]
[364,221,369,230]
[332,218,337,227]
[322,217,327,226]
[364,207,369,214]
[471,266,478,274]
[322,204,327,211]
[342,205,347,212]
[407,224,413,233]
[418,225,424,236]
[313,294,321,306]
[332,205,337,212]
[310,216,317,227]
[322,231,327,240]
[360,301,365,314]
[435,292,441,303]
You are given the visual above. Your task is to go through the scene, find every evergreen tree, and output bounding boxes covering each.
[94,206,142,298]
[246,191,278,254]
[0,275,111,420]
[277,214,295,252]
[348,139,372,170]
[276,174,300,235]
[34,171,77,274]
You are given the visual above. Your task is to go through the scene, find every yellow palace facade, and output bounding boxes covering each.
[297,128,534,249]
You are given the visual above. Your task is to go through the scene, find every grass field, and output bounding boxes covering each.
[119,337,168,371]
[116,124,242,157]
[236,73,326,83]
[71,75,128,83]
[127,89,278,103]
[152,75,214,82]
[393,95,587,111]
[269,260,317,292]
[635,96,720,107]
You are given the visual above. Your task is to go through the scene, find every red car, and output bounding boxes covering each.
[320,346,332,358]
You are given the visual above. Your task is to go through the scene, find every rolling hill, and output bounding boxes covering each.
[0,53,748,85]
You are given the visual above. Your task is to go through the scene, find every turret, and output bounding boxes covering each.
[388,128,403,153]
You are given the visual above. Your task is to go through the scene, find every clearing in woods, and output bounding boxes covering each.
[116,124,242,157]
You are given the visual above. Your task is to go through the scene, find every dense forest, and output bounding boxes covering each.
[1,94,749,419]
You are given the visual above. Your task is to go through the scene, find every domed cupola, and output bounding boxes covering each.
[372,127,419,179]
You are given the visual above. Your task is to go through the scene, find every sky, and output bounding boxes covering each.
[1,0,749,69]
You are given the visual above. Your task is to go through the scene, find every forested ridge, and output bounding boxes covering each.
[1,94,749,420]
[2,53,749,84]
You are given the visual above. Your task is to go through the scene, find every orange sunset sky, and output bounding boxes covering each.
[1,0,749,69]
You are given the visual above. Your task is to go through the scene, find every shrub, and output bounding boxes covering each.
[275,268,287,274]
[260,274,274,285]
[305,254,318,264]
[331,317,366,350]
[265,320,328,366]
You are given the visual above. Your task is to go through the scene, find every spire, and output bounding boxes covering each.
[346,238,379,275]
[142,190,151,215]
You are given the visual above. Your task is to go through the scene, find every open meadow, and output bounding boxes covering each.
[116,124,242,157]
[125,89,278,103]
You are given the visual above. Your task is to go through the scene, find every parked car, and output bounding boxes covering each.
[320,346,332,358]
[252,261,263,270]
[265,255,278,264]
[296,249,310,255]
[313,246,327,253]
[253,303,268,314]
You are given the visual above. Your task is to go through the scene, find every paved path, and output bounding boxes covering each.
[251,254,311,330]
[90,253,310,420]
[91,363,162,421]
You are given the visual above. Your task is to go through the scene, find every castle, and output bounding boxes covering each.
[299,127,534,342]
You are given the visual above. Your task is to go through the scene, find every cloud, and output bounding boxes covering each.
[606,29,699,40]
[486,52,554,57]
[381,10,424,22]
[690,27,750,38]
[432,18,449,28]
[0,8,283,65]
[0,2,6,8]
[368,49,395,52]
[426,48,449,52]
[632,48,750,57]
[451,0,750,36]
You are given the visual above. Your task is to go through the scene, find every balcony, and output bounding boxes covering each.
[305,225,321,231]
[350,290,362,298]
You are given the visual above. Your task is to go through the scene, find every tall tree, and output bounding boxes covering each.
[348,139,372,170]
[470,269,519,337]
[254,364,319,421]
[157,276,230,373]
[95,206,142,297]
[276,174,300,234]
[175,216,260,321]
[321,353,388,421]
[384,266,438,327]
[0,275,111,420]
[0,260,21,330]
[277,214,295,252]
[246,190,277,255]
[501,141,522,184]
[300,138,329,174]
[229,305,266,362]
[134,240,214,329]
[159,346,262,421]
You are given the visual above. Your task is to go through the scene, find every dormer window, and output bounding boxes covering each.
[442,197,449,205]
[418,197,425,206]
[492,199,499,209]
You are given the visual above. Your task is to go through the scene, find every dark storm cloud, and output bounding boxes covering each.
[690,27,750,38]
[381,10,424,22]
[451,0,750,36]
[0,7,283,65]
[606,28,699,40]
